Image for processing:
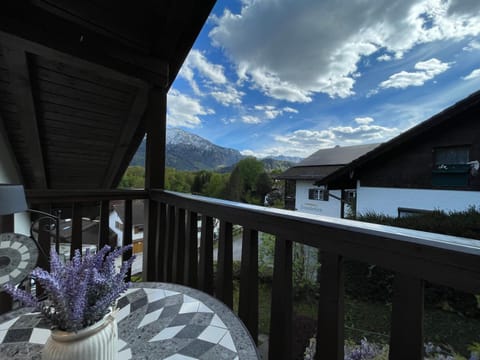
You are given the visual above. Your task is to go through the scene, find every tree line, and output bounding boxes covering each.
[119,157,282,206]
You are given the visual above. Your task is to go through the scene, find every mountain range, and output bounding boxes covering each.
[130,128,301,172]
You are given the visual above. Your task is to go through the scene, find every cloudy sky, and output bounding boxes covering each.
[167,0,480,159]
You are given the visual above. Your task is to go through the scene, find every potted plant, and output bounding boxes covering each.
[3,244,135,360]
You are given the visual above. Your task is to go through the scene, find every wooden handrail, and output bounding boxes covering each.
[149,189,480,360]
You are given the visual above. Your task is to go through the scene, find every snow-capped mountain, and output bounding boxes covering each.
[129,128,300,171]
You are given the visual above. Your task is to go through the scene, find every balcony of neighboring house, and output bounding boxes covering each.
[0,2,479,360]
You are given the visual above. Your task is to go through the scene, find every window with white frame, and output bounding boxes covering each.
[308,187,328,201]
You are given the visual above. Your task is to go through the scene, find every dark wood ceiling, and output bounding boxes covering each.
[0,0,216,190]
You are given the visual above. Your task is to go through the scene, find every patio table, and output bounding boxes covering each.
[0,282,259,359]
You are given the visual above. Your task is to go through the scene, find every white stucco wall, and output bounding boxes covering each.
[0,132,30,235]
[295,180,342,217]
[357,183,480,217]
[109,210,143,247]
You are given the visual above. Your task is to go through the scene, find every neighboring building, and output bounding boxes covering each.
[276,143,379,217]
[109,200,144,253]
[320,90,480,217]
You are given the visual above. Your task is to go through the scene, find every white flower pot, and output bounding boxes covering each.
[42,312,118,360]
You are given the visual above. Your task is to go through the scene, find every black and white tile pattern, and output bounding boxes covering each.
[0,283,259,360]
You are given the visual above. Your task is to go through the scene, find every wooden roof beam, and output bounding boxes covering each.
[2,47,47,188]
[0,8,168,88]
[102,85,150,188]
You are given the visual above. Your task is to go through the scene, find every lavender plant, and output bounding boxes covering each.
[3,245,135,332]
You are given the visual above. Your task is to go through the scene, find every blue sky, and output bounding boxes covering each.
[167,0,480,159]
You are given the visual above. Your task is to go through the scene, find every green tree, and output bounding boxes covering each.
[118,166,145,188]
[202,173,229,199]
[225,157,265,204]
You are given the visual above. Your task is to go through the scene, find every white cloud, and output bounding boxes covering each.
[182,49,227,84]
[210,0,480,102]
[242,115,261,124]
[463,40,480,52]
[211,85,245,106]
[167,90,213,128]
[180,50,246,107]
[248,121,399,158]
[380,58,451,89]
[463,68,480,80]
[355,117,375,125]
[377,54,393,62]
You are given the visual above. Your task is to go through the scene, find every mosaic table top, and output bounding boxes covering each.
[0,282,259,360]
[0,233,38,287]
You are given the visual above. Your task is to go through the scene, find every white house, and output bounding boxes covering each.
[109,200,145,253]
[277,143,379,218]
[320,90,480,217]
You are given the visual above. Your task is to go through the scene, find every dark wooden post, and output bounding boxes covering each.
[198,215,214,294]
[156,202,167,281]
[173,208,186,284]
[144,80,168,281]
[184,210,198,287]
[216,220,233,308]
[99,200,110,249]
[316,251,344,360]
[269,236,293,360]
[122,199,133,281]
[71,202,83,258]
[389,274,424,360]
[239,228,259,344]
[165,205,176,282]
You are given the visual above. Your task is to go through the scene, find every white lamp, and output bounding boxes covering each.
[0,184,28,215]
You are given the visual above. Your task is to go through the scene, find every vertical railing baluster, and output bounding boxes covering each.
[184,211,198,287]
[156,202,167,281]
[198,215,214,294]
[316,251,344,360]
[122,199,133,281]
[71,202,83,259]
[99,200,110,249]
[239,228,259,344]
[144,199,159,281]
[269,236,293,360]
[216,220,233,308]
[165,205,176,282]
[389,274,424,360]
[173,208,186,284]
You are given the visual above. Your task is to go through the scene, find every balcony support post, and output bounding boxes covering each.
[216,220,233,308]
[269,236,292,360]
[239,228,258,344]
[198,215,214,294]
[316,251,344,360]
[144,82,167,281]
[389,273,424,360]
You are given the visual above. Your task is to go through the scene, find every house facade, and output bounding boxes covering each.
[109,200,145,253]
[321,90,480,217]
[277,144,379,218]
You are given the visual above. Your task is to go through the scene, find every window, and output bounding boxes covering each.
[432,146,470,186]
[308,187,328,201]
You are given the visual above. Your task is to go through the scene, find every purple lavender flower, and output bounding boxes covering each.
[2,244,135,332]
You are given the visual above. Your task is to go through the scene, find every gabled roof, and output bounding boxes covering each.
[0,1,216,190]
[276,143,379,181]
[319,89,480,187]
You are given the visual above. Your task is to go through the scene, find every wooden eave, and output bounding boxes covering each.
[319,89,480,188]
[0,0,216,190]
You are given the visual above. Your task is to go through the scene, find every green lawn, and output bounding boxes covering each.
[232,281,480,357]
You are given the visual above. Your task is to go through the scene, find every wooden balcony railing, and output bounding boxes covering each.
[2,188,480,359]
[149,190,480,360]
